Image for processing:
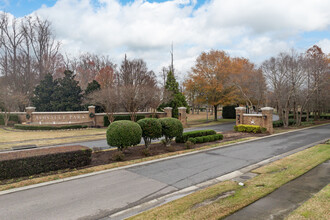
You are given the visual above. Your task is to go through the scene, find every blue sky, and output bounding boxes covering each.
[1,0,329,76]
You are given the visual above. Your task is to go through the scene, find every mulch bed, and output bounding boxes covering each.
[91,131,267,166]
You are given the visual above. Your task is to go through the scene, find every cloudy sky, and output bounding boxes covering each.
[1,0,330,79]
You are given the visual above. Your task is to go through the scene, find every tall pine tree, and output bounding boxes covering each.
[52,70,83,111]
[31,73,58,111]
[159,70,189,118]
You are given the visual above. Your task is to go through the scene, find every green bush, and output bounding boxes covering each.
[207,135,215,142]
[196,137,204,143]
[222,105,236,119]
[104,114,146,127]
[0,146,92,180]
[159,118,183,146]
[0,114,19,125]
[14,124,88,130]
[175,129,216,143]
[137,118,162,148]
[235,124,265,133]
[273,119,296,127]
[106,120,142,151]
[203,136,210,142]
[188,137,197,144]
[214,134,223,140]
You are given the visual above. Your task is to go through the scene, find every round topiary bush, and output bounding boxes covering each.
[106,120,142,151]
[137,118,162,148]
[159,118,183,146]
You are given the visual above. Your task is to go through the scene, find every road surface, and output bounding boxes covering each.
[1,123,327,220]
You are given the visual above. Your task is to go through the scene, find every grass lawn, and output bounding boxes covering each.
[129,142,330,220]
[0,127,106,150]
[285,184,330,220]
[187,111,235,127]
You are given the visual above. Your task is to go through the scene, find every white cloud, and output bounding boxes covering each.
[316,39,330,54]
[15,0,330,74]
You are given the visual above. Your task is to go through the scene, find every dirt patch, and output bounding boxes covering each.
[191,190,236,209]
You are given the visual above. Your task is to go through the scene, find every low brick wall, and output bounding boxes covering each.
[16,106,176,127]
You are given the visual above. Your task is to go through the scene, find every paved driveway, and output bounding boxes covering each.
[0,124,328,220]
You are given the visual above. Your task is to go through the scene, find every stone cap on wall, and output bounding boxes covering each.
[178,107,187,110]
[26,107,36,110]
[261,107,274,111]
[164,107,173,110]
[235,107,246,110]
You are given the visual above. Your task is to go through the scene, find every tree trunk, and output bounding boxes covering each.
[214,104,218,121]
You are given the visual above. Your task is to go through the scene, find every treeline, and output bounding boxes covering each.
[184,47,330,126]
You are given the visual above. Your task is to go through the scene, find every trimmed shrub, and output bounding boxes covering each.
[207,135,215,142]
[0,145,92,180]
[222,105,236,119]
[104,114,146,127]
[273,119,296,127]
[175,129,216,143]
[137,118,162,148]
[185,141,194,149]
[188,137,197,144]
[235,124,265,133]
[214,134,223,140]
[203,136,210,142]
[14,124,88,130]
[196,137,204,143]
[159,118,183,146]
[106,120,142,151]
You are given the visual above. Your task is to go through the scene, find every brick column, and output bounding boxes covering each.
[164,107,172,118]
[178,107,187,127]
[235,107,246,125]
[88,105,96,126]
[25,107,36,124]
[261,107,274,134]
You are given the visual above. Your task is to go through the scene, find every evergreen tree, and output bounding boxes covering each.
[84,80,102,113]
[52,70,83,111]
[85,80,101,95]
[159,70,189,118]
[31,73,58,111]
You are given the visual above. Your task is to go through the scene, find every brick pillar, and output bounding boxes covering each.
[164,107,172,118]
[261,107,274,134]
[235,107,246,125]
[25,107,36,124]
[178,107,187,127]
[88,105,96,126]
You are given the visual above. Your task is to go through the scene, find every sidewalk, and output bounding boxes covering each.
[225,160,330,220]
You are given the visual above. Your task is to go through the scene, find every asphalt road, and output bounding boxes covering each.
[1,124,328,220]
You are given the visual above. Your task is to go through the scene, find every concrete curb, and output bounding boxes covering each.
[0,123,329,197]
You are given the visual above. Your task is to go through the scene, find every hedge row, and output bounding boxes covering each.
[187,134,223,144]
[0,114,19,125]
[273,119,296,127]
[0,145,92,180]
[234,124,266,133]
[175,129,216,143]
[288,115,330,121]
[222,105,236,119]
[14,124,88,130]
[104,115,146,127]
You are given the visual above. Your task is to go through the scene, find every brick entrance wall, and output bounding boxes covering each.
[235,107,274,134]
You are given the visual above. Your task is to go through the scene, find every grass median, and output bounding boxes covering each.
[129,142,330,220]
[285,184,330,220]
